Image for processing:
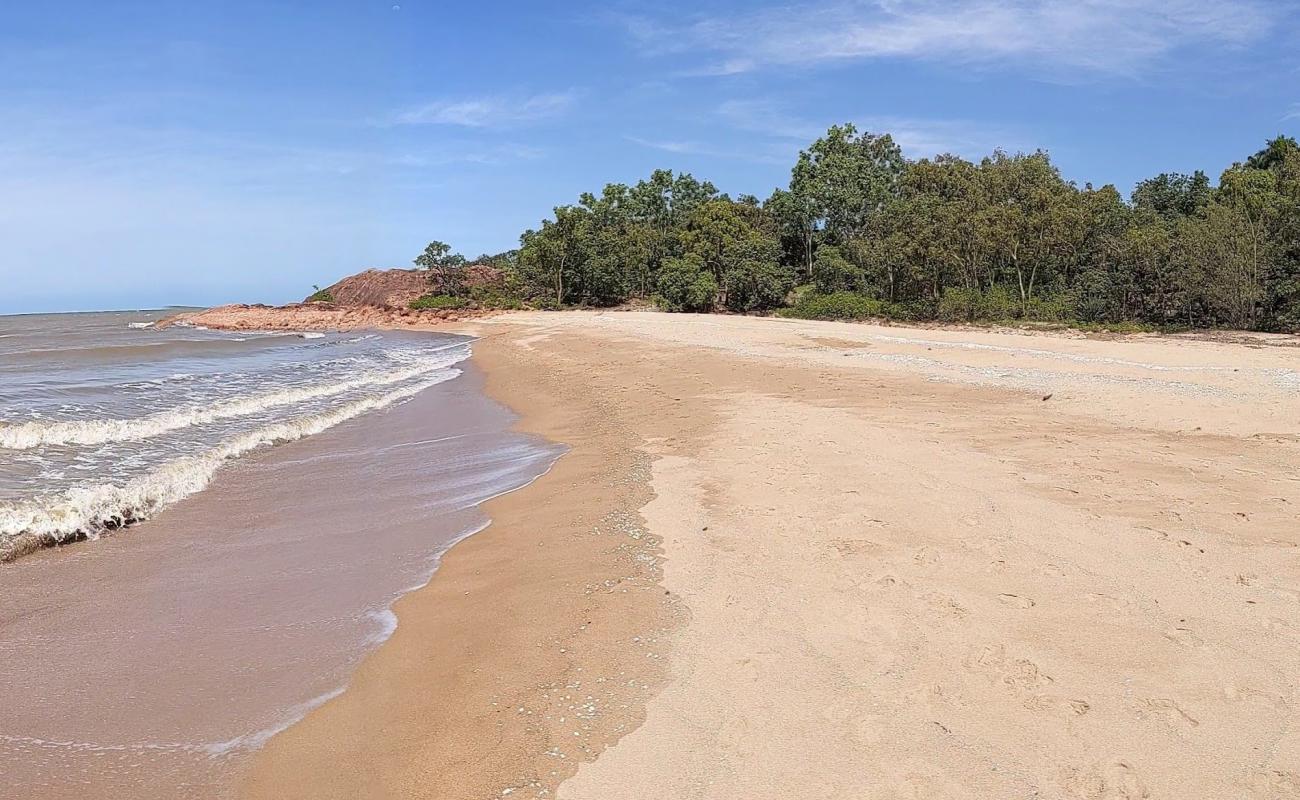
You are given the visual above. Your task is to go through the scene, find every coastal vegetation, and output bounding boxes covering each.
[413,128,1300,332]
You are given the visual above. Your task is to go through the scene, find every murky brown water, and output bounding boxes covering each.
[0,362,561,798]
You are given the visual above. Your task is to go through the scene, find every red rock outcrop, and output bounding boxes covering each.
[309,266,505,308]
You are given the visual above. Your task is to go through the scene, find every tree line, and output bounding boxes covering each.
[415,127,1300,331]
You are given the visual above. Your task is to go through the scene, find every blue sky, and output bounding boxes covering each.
[1,0,1297,314]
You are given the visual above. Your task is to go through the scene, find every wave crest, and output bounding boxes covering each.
[0,370,458,561]
[0,346,469,450]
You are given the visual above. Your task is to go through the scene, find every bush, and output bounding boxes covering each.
[1024,292,1077,322]
[469,285,524,310]
[306,286,333,303]
[409,294,468,311]
[656,254,718,312]
[811,246,865,294]
[779,292,885,321]
[937,286,1020,322]
[529,295,563,311]
[937,287,979,322]
[723,259,794,312]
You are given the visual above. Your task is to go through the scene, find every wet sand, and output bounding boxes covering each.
[0,358,559,799]
[239,312,1300,799]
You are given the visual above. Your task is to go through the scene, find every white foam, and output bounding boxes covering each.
[202,686,347,757]
[0,345,469,449]
[127,322,154,329]
[0,371,459,548]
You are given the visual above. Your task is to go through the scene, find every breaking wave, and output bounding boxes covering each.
[0,371,458,562]
[0,346,469,450]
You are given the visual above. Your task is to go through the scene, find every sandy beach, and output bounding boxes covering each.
[231,311,1300,799]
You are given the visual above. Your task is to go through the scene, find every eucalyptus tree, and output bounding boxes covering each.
[790,124,906,245]
[517,206,592,306]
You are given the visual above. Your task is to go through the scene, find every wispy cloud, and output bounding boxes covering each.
[393,90,579,127]
[625,136,711,155]
[1284,104,1300,121]
[616,0,1277,76]
[717,99,1025,159]
[624,134,790,164]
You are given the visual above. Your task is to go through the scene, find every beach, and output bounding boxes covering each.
[0,318,560,798]
[237,311,1300,799]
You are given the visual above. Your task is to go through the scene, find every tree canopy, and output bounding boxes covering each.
[425,131,1300,331]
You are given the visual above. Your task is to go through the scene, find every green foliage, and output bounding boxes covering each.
[414,240,469,297]
[306,285,333,303]
[655,254,718,312]
[779,292,884,321]
[409,294,468,311]
[791,124,906,243]
[811,246,865,294]
[487,131,1300,332]
[936,286,1026,322]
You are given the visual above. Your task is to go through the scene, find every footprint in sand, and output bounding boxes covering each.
[1133,697,1199,729]
[829,538,880,557]
[1060,761,1150,799]
[966,644,1053,691]
[997,593,1036,609]
[1161,626,1204,649]
[1246,768,1299,797]
[1026,694,1091,716]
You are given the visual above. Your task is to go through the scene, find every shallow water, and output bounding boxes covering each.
[0,311,478,560]
[0,312,563,797]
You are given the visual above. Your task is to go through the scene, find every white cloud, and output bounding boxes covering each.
[625,136,711,155]
[619,0,1276,76]
[717,98,1026,159]
[625,134,791,164]
[393,90,578,127]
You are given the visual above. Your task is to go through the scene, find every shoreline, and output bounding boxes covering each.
[0,339,564,798]
[237,322,680,798]
[238,310,1299,798]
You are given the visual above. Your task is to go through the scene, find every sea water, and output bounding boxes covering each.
[0,310,562,798]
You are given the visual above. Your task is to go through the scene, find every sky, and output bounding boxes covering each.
[1,1,1297,314]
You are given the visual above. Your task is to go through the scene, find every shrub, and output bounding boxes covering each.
[811,246,865,294]
[1024,292,1077,322]
[656,254,718,312]
[409,294,468,311]
[306,285,333,303]
[937,287,980,322]
[469,285,524,310]
[937,286,1020,322]
[723,258,792,312]
[779,292,884,321]
[529,295,563,311]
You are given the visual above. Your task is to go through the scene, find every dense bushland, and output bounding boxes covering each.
[412,128,1300,331]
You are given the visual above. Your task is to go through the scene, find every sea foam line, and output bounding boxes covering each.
[0,346,469,450]
[0,370,457,561]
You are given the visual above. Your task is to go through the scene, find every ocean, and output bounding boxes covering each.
[0,310,562,797]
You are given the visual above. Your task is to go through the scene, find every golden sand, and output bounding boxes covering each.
[242,311,1300,799]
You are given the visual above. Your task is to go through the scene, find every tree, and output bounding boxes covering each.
[656,254,718,312]
[414,240,469,296]
[1132,172,1212,220]
[681,199,791,311]
[811,245,864,294]
[518,206,591,306]
[790,124,906,244]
